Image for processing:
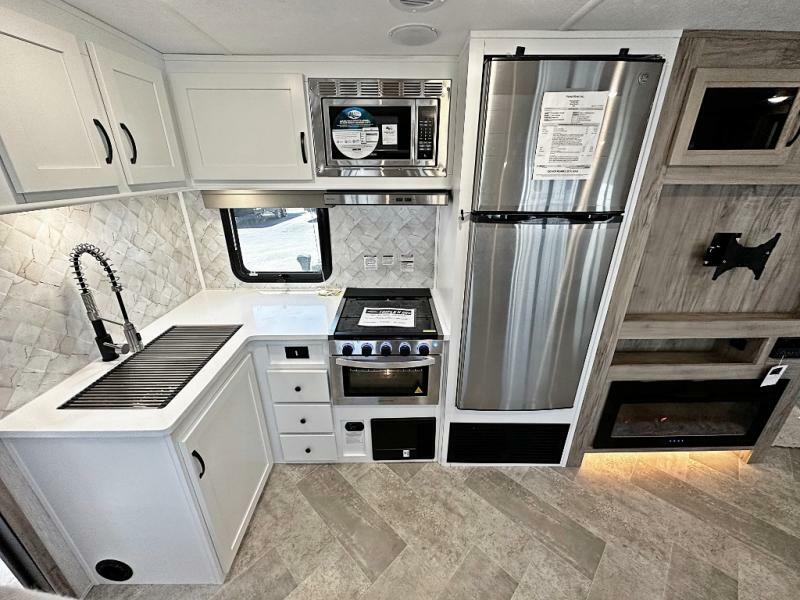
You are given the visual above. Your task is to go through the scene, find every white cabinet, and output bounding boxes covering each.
[88,43,186,185]
[0,7,118,193]
[169,72,313,181]
[4,352,272,584]
[179,354,271,572]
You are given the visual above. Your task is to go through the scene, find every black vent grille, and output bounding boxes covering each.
[447,423,569,464]
[59,325,242,410]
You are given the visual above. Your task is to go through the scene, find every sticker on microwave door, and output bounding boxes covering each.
[381,124,398,145]
[532,91,610,180]
[332,106,380,159]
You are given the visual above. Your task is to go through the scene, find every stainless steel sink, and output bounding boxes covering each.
[59,325,242,409]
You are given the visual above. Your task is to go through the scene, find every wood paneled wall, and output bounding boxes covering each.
[567,31,800,466]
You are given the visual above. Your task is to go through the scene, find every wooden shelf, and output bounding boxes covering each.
[608,362,764,381]
[620,313,800,339]
[663,165,800,186]
[613,350,748,365]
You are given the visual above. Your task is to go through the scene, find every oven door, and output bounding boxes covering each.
[331,356,441,405]
[322,98,419,167]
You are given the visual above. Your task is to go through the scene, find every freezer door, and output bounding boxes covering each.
[458,216,621,411]
[475,57,663,213]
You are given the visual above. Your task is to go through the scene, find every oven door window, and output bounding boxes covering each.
[343,365,428,397]
[327,105,412,161]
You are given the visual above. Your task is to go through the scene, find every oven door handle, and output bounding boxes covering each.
[335,357,436,369]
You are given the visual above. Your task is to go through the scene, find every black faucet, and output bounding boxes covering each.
[70,243,144,361]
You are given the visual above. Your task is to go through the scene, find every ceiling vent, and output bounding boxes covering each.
[388,23,439,46]
[389,0,446,13]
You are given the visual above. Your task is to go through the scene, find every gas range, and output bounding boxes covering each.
[329,288,444,406]
[329,288,443,358]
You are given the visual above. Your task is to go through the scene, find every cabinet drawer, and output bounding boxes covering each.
[267,343,326,366]
[280,434,337,462]
[267,369,329,403]
[274,404,333,433]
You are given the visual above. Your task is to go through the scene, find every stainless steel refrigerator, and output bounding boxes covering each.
[457,55,664,411]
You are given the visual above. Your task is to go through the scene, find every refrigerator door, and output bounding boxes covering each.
[458,215,621,411]
[475,57,663,213]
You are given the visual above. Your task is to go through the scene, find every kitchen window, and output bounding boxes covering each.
[220,208,332,283]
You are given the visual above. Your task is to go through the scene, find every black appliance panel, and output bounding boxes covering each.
[447,423,569,464]
[371,417,436,460]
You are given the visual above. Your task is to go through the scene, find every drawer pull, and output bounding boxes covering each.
[300,418,307,424]
[294,386,302,392]
[305,447,311,454]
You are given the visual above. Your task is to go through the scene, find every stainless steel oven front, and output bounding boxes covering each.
[330,345,442,405]
[308,78,450,177]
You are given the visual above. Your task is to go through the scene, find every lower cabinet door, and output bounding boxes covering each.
[179,354,271,572]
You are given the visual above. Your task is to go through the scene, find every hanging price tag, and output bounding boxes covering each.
[760,364,787,387]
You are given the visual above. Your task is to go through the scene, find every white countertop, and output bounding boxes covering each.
[0,290,343,438]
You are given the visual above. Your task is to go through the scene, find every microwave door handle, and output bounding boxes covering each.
[335,357,436,369]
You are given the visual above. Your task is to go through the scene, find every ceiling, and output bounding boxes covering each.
[65,0,800,56]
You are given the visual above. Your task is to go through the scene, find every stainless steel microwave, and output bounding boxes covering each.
[308,78,450,177]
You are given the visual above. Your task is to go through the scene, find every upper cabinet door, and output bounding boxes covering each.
[671,68,800,167]
[0,8,118,193]
[169,72,313,181]
[89,44,186,186]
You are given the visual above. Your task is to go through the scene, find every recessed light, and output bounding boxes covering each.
[388,23,439,46]
[768,94,792,104]
[389,0,447,13]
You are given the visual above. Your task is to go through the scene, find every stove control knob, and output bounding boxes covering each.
[399,343,411,356]
[418,344,430,356]
[380,343,392,357]
[342,344,354,357]
[360,343,373,357]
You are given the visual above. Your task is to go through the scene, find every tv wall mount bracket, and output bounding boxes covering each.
[703,232,781,280]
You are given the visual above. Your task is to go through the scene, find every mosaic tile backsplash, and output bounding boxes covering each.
[0,194,202,415]
[0,191,438,414]
[184,191,437,289]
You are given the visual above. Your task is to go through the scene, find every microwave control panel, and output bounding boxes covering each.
[417,105,437,160]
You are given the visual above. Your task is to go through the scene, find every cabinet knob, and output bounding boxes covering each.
[300,418,307,424]
[294,386,302,392]
[305,447,311,454]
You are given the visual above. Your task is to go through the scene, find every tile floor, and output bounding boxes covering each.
[87,449,800,600]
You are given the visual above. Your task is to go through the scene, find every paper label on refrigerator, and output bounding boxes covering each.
[532,91,610,180]
[358,308,415,328]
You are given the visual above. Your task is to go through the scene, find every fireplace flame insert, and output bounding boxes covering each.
[593,378,788,450]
